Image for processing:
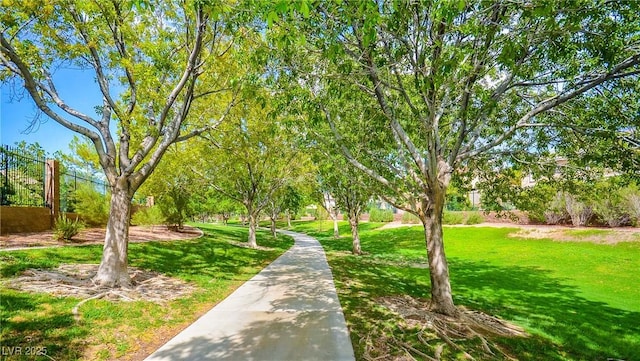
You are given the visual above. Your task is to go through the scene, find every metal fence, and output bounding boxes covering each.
[60,169,109,212]
[0,145,47,207]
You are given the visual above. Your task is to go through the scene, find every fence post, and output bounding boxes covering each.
[45,159,60,226]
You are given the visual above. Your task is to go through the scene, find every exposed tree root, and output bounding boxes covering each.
[72,291,109,321]
[360,295,527,360]
[6,264,197,321]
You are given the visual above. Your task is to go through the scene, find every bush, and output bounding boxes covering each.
[158,186,193,230]
[401,212,420,224]
[593,196,628,227]
[369,208,394,222]
[621,185,640,226]
[517,182,557,224]
[54,215,85,242]
[443,211,464,225]
[564,193,593,226]
[131,206,165,231]
[465,212,485,225]
[74,184,109,226]
[544,191,568,225]
[445,187,471,211]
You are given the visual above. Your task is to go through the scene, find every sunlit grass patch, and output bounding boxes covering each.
[0,223,293,360]
[288,221,640,361]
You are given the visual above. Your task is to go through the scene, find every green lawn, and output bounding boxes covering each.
[3,220,638,360]
[0,224,293,360]
[287,220,640,361]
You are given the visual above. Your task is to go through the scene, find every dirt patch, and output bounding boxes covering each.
[0,225,202,250]
[368,295,526,360]
[509,227,640,244]
[377,221,417,230]
[6,264,197,302]
[376,221,640,244]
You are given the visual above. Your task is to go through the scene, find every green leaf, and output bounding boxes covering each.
[267,11,278,27]
[300,1,310,18]
[457,0,465,12]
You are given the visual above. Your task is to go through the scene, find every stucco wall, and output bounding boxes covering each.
[0,206,52,235]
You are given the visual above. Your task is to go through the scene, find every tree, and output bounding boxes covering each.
[194,90,312,247]
[139,143,199,230]
[317,155,371,255]
[265,193,284,238]
[54,136,103,179]
[210,196,243,225]
[271,1,640,315]
[54,136,108,213]
[317,190,341,239]
[280,185,304,228]
[1,1,242,286]
[264,184,308,236]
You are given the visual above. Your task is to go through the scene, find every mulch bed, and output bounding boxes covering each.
[0,225,202,249]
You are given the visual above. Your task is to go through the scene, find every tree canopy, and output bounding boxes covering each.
[1,0,245,286]
[265,0,640,315]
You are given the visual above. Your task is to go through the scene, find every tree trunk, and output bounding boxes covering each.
[419,195,458,316]
[331,209,340,238]
[270,217,277,238]
[94,182,132,287]
[286,210,292,228]
[349,212,361,255]
[248,212,258,248]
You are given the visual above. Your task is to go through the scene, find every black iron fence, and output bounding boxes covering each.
[1,144,109,211]
[0,145,46,207]
[60,169,109,212]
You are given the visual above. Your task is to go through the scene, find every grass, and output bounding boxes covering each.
[0,223,293,360]
[564,229,616,239]
[286,220,640,361]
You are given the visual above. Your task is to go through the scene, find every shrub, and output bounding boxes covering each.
[74,184,110,226]
[445,185,471,211]
[443,211,464,225]
[593,193,629,227]
[620,185,640,226]
[54,215,85,242]
[131,206,165,231]
[564,193,593,226]
[517,182,557,224]
[158,186,193,230]
[544,191,568,225]
[369,208,394,222]
[401,212,420,224]
[465,212,485,225]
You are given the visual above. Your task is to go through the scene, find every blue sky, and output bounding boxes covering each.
[0,68,104,156]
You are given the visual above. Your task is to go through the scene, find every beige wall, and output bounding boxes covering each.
[0,206,53,235]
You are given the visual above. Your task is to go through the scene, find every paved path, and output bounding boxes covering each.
[144,230,355,361]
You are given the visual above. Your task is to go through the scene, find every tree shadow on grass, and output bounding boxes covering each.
[288,221,383,241]
[130,237,283,283]
[0,292,87,361]
[327,254,640,361]
[449,259,640,361]
[0,226,293,361]
[193,224,295,250]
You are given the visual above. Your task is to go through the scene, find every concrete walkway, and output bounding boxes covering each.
[144,230,355,361]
